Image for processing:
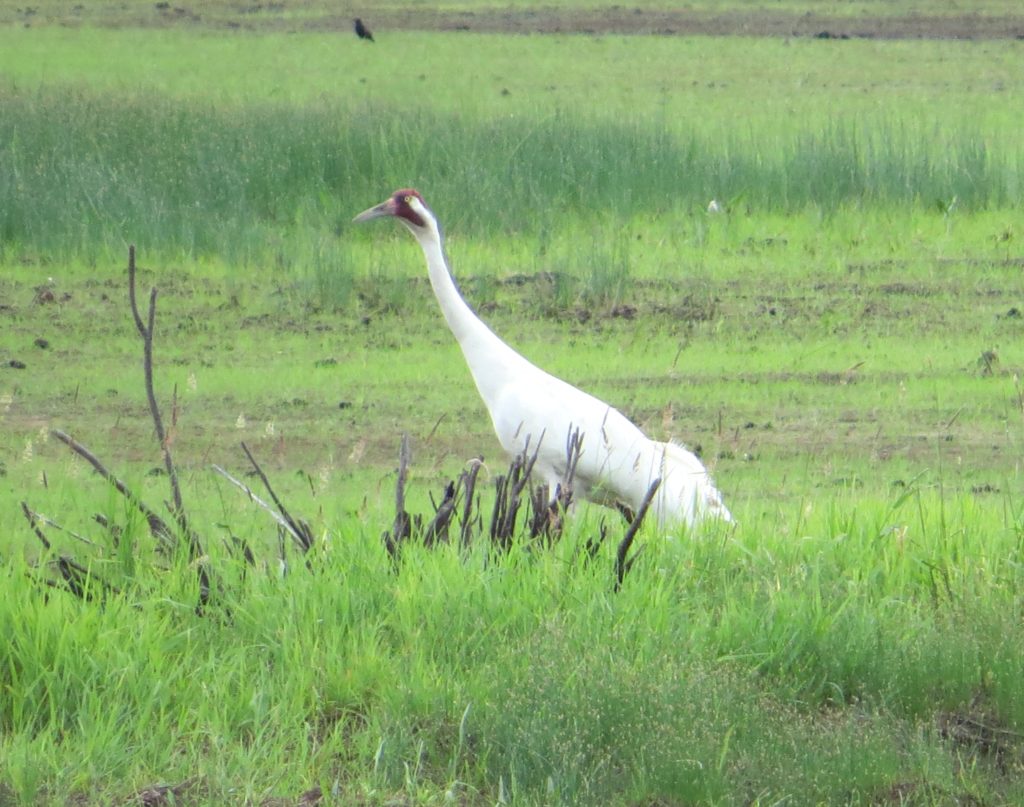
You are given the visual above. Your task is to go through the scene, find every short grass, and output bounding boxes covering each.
[2,5,1024,805]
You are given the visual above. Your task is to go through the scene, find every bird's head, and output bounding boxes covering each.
[353,189,431,233]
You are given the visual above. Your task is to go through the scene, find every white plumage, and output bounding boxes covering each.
[354,189,731,527]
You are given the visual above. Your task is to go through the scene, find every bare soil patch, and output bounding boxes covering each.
[329,8,1024,40]
[11,3,1024,39]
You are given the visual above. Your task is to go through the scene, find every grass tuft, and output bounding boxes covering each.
[2,86,1021,272]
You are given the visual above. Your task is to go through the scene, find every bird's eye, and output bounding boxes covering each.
[404,195,413,204]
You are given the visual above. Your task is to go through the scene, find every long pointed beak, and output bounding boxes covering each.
[353,198,395,223]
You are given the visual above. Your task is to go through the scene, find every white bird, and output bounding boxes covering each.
[354,189,732,528]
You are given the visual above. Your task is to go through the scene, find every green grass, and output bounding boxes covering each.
[3,5,1024,805]
[3,217,1022,803]
[3,496,1024,804]
[1,24,1021,272]
[2,25,1023,128]
[1,85,1020,269]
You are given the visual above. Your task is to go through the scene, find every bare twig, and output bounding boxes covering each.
[21,502,119,600]
[238,443,315,553]
[459,459,484,549]
[21,501,52,550]
[528,483,553,539]
[50,429,176,549]
[21,502,101,549]
[423,480,458,547]
[223,533,256,568]
[128,246,189,532]
[56,556,91,600]
[127,246,208,614]
[583,519,609,561]
[511,433,543,507]
[560,427,583,503]
[128,246,210,611]
[55,554,113,599]
[92,513,123,548]
[489,469,511,550]
[383,434,414,559]
[25,248,215,610]
[493,434,545,548]
[615,502,637,524]
[212,463,304,544]
[615,477,661,591]
[531,427,583,543]
[127,244,147,340]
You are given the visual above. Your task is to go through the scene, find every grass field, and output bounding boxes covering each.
[2,3,1024,805]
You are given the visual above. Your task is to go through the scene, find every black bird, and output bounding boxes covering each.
[354,18,374,42]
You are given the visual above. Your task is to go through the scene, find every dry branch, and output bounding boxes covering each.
[238,442,315,553]
[212,463,304,547]
[21,501,52,551]
[583,519,609,562]
[92,513,124,548]
[527,427,583,543]
[342,426,667,586]
[21,502,119,600]
[224,533,257,568]
[383,433,414,560]
[490,434,545,549]
[560,427,583,503]
[490,466,523,550]
[127,246,209,611]
[459,459,484,549]
[127,247,208,595]
[615,477,661,590]
[50,428,176,549]
[56,556,91,600]
[21,502,101,550]
[528,483,553,539]
[423,480,458,547]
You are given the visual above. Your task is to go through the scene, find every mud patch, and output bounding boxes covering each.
[344,8,1024,40]
[11,3,1024,40]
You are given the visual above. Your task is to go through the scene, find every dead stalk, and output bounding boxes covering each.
[615,477,661,590]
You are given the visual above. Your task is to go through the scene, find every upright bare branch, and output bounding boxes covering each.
[529,427,583,543]
[128,247,210,609]
[384,434,414,559]
[490,434,544,550]
[560,427,583,503]
[127,246,192,545]
[423,481,458,547]
[459,459,484,549]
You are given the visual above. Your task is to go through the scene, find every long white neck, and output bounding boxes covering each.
[407,217,530,381]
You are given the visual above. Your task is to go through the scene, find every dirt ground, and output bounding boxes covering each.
[12,3,1024,40]
[327,8,1024,40]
